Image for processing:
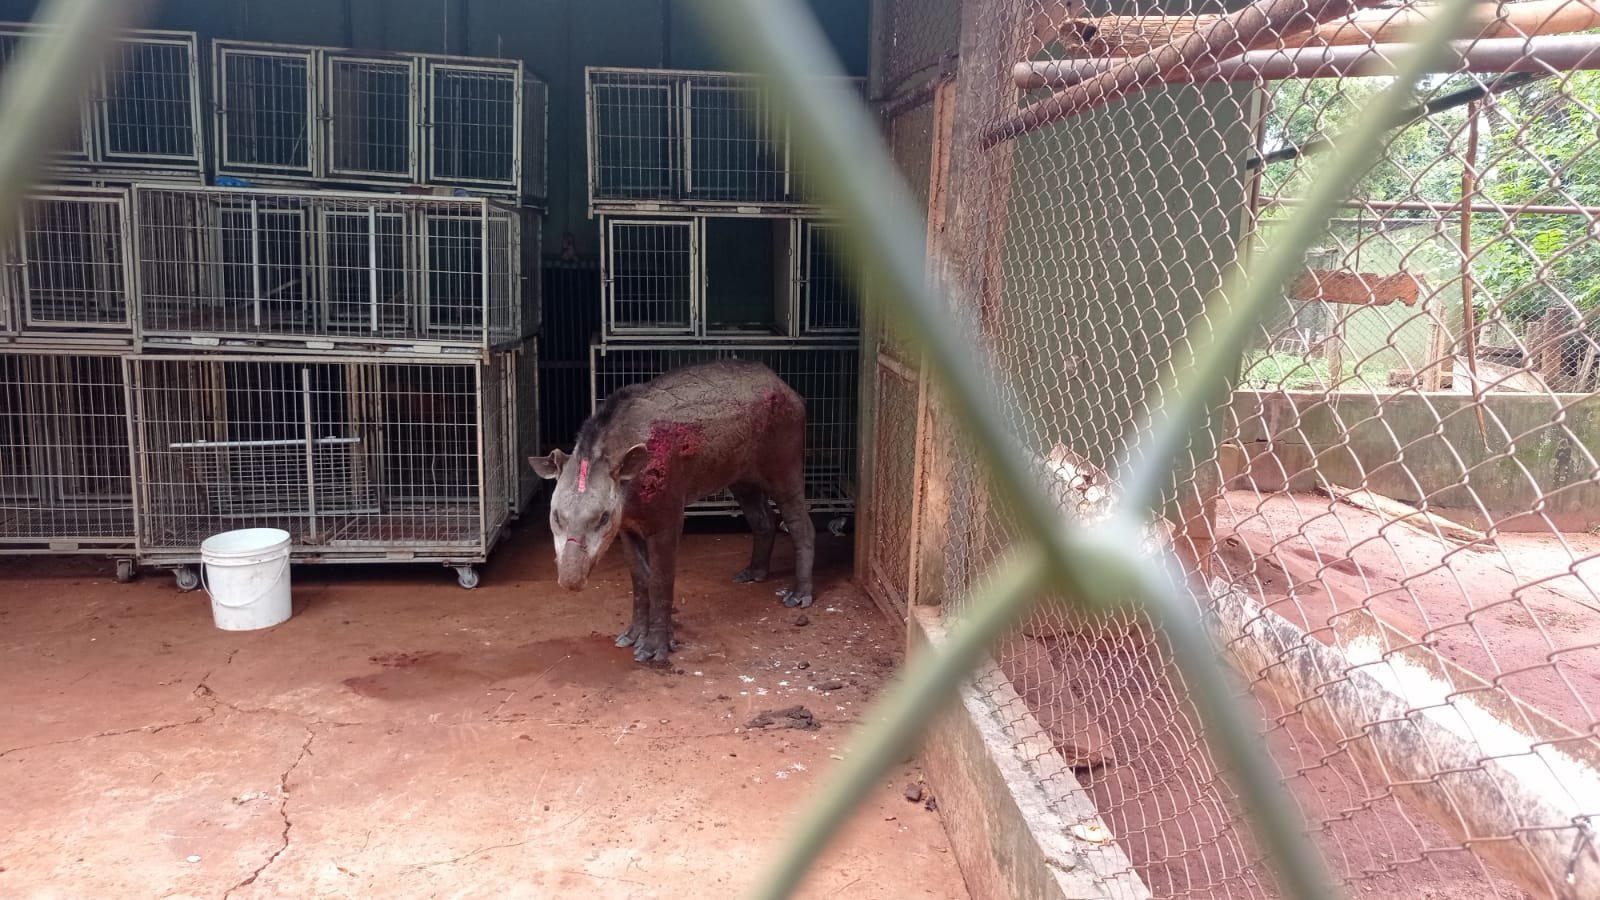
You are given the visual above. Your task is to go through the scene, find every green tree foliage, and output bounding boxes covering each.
[1261,72,1600,330]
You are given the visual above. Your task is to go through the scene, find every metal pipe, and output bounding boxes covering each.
[983,0,1384,147]
[301,367,318,545]
[877,72,947,121]
[1262,195,1600,217]
[249,195,261,329]
[367,205,379,334]
[1014,34,1600,89]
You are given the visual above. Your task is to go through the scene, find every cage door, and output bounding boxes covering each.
[423,61,520,192]
[588,73,681,200]
[422,211,488,338]
[0,354,44,508]
[17,194,131,329]
[216,46,317,176]
[800,222,861,334]
[604,219,696,335]
[325,55,417,181]
[319,207,411,334]
[214,202,310,333]
[685,79,786,202]
[97,36,200,165]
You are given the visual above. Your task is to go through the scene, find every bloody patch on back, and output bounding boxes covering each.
[635,421,706,502]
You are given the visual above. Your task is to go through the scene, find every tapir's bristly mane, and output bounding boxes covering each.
[575,383,642,461]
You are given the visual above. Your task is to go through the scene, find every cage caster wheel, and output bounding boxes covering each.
[454,566,480,590]
[114,559,135,583]
[174,566,200,592]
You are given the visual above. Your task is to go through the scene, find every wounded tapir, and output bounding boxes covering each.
[528,360,816,664]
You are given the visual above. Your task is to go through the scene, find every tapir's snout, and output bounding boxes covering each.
[557,540,592,591]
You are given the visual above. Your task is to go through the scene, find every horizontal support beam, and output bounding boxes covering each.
[1014,34,1600,89]
[1262,194,1600,218]
[1033,0,1600,58]
[984,0,1384,147]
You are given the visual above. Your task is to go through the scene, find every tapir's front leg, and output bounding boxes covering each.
[635,524,683,665]
[616,532,650,648]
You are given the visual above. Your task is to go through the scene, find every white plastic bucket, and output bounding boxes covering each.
[200,528,292,631]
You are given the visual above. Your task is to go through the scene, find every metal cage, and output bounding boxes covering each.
[503,337,540,517]
[586,67,860,214]
[0,349,135,556]
[126,353,512,583]
[132,184,521,353]
[0,187,135,343]
[0,23,203,182]
[598,213,858,340]
[213,40,538,200]
[587,342,857,516]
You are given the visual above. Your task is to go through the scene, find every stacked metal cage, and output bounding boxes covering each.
[0,187,143,569]
[0,23,545,589]
[131,184,524,354]
[584,67,860,515]
[0,23,204,185]
[212,40,544,202]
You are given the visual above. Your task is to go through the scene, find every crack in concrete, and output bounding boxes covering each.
[412,838,534,870]
[223,727,315,900]
[410,810,586,871]
[0,657,240,760]
[0,705,217,760]
[193,682,362,730]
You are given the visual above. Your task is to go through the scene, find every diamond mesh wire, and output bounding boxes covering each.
[904,0,1600,897]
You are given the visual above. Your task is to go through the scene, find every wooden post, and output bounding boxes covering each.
[908,76,959,609]
[1460,103,1488,438]
[1326,325,1346,386]
[1423,287,1453,391]
[1530,306,1570,386]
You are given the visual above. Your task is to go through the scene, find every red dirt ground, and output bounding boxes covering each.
[0,521,968,899]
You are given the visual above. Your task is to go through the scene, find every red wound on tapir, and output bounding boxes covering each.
[578,459,589,493]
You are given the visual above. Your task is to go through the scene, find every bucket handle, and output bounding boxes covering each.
[201,555,291,610]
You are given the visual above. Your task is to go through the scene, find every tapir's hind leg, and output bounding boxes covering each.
[771,477,815,609]
[730,482,775,584]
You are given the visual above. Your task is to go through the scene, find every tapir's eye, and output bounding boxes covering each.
[553,511,563,528]
[598,512,611,528]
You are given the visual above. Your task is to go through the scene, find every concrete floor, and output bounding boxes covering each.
[0,521,967,899]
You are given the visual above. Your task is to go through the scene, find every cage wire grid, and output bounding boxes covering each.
[839,0,1600,897]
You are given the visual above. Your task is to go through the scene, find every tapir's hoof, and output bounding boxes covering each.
[733,566,769,584]
[781,590,814,610]
[615,622,646,648]
[633,636,679,665]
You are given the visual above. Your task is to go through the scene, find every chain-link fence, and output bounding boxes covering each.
[889,1,1600,897]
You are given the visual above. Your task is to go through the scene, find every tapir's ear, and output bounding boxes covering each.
[613,443,650,484]
[528,449,568,480]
